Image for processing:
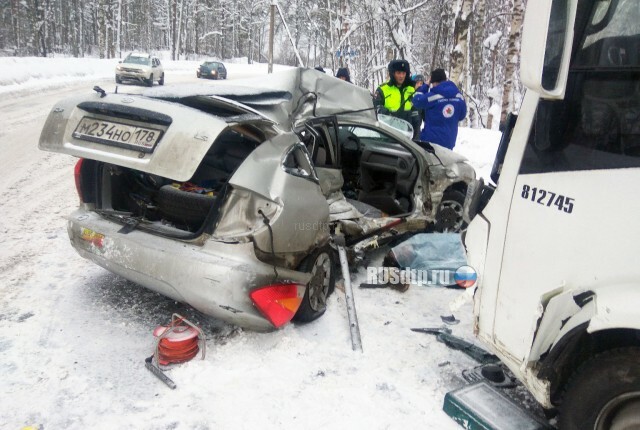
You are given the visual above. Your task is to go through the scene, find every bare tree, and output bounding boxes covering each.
[449,0,473,87]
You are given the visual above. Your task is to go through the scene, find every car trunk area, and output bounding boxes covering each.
[82,126,263,236]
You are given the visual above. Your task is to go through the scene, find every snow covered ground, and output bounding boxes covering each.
[0,58,539,429]
[0,55,292,96]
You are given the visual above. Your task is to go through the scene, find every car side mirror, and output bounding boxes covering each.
[118,60,122,64]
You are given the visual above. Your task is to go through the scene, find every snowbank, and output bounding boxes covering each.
[0,56,290,95]
[456,127,501,182]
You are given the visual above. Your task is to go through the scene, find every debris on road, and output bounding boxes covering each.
[462,363,516,389]
[145,356,177,390]
[411,327,498,364]
[145,314,206,389]
[444,382,553,430]
[335,235,363,352]
[385,233,467,287]
[440,314,460,325]
[359,281,410,292]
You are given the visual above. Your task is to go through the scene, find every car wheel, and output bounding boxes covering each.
[196,72,200,78]
[435,189,466,232]
[159,73,164,85]
[115,75,122,84]
[146,74,153,87]
[293,246,335,323]
[558,348,640,430]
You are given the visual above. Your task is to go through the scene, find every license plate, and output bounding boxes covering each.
[72,117,163,152]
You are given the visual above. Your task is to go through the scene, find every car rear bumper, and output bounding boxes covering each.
[67,209,311,331]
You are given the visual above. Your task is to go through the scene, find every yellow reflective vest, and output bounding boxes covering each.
[378,83,416,113]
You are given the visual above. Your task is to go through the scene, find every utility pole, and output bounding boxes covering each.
[268,0,276,73]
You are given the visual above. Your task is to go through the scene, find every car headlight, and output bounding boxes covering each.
[116,65,122,71]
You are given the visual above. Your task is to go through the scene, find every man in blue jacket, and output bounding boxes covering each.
[412,69,467,150]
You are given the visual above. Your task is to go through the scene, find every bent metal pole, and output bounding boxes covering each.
[335,236,363,352]
[268,0,275,73]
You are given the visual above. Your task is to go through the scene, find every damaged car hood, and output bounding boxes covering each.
[143,67,378,131]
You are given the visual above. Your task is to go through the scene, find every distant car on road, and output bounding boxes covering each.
[115,53,164,87]
[197,61,227,80]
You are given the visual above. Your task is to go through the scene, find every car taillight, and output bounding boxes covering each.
[74,158,84,202]
[250,283,303,328]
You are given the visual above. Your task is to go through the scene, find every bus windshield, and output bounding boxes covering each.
[576,0,640,67]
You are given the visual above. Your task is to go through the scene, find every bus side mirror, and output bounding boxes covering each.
[520,0,577,99]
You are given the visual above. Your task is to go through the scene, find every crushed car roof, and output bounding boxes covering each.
[142,67,377,131]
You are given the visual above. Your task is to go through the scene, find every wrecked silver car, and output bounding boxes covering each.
[39,68,477,330]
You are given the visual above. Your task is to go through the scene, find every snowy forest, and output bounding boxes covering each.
[0,0,527,128]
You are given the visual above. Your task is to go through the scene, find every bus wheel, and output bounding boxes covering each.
[559,347,640,430]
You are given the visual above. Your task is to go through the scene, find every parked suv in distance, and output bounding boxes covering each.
[116,53,164,87]
[197,61,227,80]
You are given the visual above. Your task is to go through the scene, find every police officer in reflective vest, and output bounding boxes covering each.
[374,60,421,137]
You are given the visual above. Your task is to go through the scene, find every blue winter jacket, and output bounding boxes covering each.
[412,80,467,150]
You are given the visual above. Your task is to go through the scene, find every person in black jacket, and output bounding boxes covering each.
[335,67,352,83]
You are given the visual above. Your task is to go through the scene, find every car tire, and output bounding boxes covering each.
[196,72,200,78]
[435,189,466,232]
[155,185,215,228]
[558,348,640,430]
[146,74,153,87]
[115,75,122,84]
[293,246,335,323]
[159,73,164,85]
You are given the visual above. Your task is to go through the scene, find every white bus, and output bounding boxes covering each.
[464,0,640,428]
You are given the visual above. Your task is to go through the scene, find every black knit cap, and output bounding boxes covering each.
[335,67,351,82]
[430,68,447,83]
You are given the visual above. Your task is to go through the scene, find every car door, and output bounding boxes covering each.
[299,117,343,197]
